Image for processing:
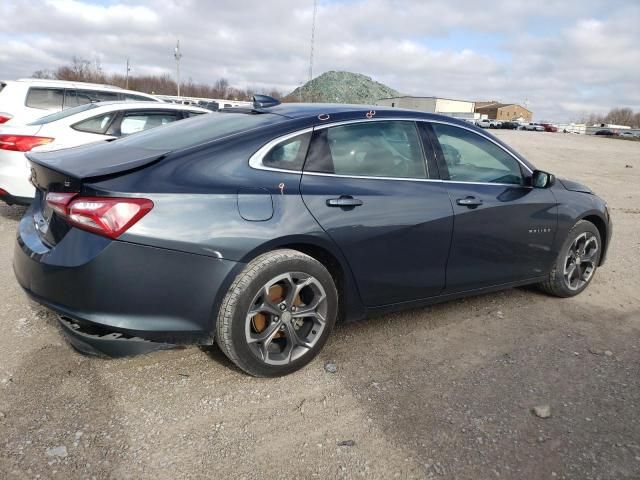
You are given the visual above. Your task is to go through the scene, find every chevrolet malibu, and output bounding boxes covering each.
[14,98,611,377]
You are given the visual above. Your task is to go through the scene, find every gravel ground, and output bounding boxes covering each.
[1,131,639,479]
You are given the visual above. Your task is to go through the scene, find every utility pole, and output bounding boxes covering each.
[174,40,183,97]
[308,0,317,83]
[307,0,317,102]
[125,58,131,90]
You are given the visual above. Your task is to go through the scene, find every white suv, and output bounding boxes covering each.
[0,79,161,125]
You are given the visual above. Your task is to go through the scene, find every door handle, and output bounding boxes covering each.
[456,196,483,208]
[326,196,364,207]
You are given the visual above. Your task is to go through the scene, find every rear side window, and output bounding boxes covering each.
[72,113,115,134]
[305,121,427,179]
[0,82,5,94]
[184,110,206,118]
[25,88,64,110]
[262,132,311,170]
[432,123,523,185]
[118,111,180,136]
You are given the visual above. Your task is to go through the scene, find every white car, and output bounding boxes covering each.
[522,122,545,131]
[0,102,208,205]
[476,119,491,128]
[0,78,161,126]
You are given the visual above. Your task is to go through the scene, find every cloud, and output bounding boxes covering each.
[0,0,638,121]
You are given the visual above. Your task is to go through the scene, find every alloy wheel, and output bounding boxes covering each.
[245,272,328,365]
[563,232,599,291]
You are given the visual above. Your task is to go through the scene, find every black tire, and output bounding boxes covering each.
[216,249,338,377]
[538,220,602,298]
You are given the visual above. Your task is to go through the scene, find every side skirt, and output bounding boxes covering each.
[361,276,547,319]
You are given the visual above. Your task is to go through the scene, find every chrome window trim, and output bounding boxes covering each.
[248,117,534,179]
[248,127,314,173]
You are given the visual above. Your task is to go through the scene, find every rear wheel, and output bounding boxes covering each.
[538,220,601,297]
[216,249,338,377]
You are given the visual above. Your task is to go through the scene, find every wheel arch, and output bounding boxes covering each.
[236,235,367,323]
[580,213,609,266]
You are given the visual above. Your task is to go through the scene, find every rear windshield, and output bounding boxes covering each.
[28,103,100,125]
[112,111,285,151]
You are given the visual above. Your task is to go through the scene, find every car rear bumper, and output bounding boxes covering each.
[14,210,241,348]
[0,150,35,203]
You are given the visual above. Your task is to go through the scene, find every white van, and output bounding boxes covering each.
[0,79,161,125]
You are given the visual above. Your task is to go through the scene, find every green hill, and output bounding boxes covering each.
[286,71,401,104]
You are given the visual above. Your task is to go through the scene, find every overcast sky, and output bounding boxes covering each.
[1,0,639,121]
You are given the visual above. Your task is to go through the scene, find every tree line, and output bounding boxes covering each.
[32,57,285,101]
[577,108,640,128]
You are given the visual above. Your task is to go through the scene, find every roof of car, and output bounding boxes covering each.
[263,102,473,126]
[2,79,160,98]
[87,101,207,111]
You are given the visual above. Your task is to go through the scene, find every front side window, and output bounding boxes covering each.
[118,112,179,136]
[432,123,523,185]
[25,88,64,110]
[72,113,115,134]
[262,132,311,170]
[305,121,427,179]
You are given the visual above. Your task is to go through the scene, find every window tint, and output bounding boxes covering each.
[306,121,427,179]
[432,123,523,185]
[0,82,6,94]
[80,90,119,102]
[25,88,64,110]
[123,94,155,102]
[118,112,180,136]
[262,132,311,170]
[184,110,206,118]
[28,103,99,125]
[72,113,115,134]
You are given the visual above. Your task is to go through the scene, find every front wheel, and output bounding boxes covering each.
[538,220,602,297]
[216,249,338,377]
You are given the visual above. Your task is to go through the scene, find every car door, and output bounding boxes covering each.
[300,119,453,307]
[427,122,557,293]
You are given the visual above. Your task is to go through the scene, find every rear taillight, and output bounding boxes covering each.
[45,193,153,239]
[0,134,54,152]
[0,114,12,124]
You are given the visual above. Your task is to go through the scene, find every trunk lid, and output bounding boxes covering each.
[26,142,168,247]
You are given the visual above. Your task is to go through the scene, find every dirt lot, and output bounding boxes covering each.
[1,131,639,479]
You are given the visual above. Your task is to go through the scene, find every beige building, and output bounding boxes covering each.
[474,102,532,122]
[376,96,475,115]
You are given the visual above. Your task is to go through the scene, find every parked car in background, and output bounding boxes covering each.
[13,99,611,377]
[489,120,502,128]
[540,123,558,132]
[619,131,638,138]
[0,102,208,205]
[523,122,545,131]
[500,121,520,130]
[0,79,161,125]
[595,130,617,136]
[476,119,491,128]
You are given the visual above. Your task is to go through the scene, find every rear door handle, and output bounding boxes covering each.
[326,196,364,207]
[456,196,483,208]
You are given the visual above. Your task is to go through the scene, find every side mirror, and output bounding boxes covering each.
[531,170,556,188]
